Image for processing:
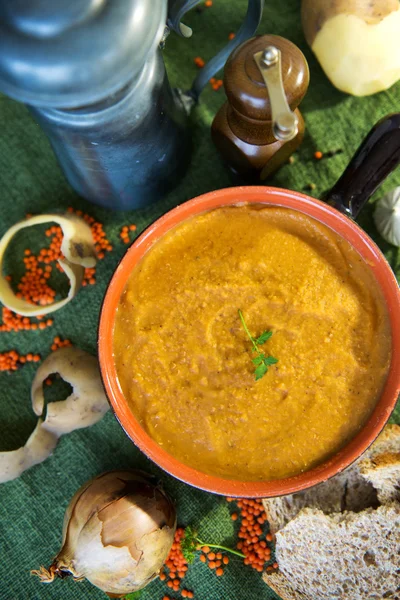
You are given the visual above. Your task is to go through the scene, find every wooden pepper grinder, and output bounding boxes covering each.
[211,35,309,180]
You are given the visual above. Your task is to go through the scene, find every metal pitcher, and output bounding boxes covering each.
[0,0,263,210]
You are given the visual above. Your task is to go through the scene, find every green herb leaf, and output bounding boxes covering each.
[238,309,278,381]
[263,356,278,366]
[255,331,273,345]
[181,526,198,564]
[254,362,268,380]
[124,592,141,600]
[252,355,263,366]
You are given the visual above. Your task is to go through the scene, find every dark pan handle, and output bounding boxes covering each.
[325,113,400,219]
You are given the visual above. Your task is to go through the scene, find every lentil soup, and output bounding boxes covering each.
[113,206,391,481]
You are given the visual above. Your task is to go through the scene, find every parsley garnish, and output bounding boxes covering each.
[181,526,245,564]
[181,526,198,564]
[238,309,278,380]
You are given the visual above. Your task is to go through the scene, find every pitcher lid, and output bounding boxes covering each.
[0,0,166,108]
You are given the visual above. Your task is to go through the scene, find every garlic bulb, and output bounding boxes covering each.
[32,471,176,596]
[374,187,400,247]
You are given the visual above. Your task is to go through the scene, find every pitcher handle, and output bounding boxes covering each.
[167,0,264,102]
[325,113,400,219]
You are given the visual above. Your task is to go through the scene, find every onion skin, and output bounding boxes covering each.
[32,470,177,596]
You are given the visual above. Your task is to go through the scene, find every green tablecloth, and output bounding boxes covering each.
[0,2,399,599]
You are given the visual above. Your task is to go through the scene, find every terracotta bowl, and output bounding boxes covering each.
[99,186,400,497]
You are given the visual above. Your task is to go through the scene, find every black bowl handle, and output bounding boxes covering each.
[325,113,400,219]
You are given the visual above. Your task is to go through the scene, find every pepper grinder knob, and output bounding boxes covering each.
[211,34,310,180]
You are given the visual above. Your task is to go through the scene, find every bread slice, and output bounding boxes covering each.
[359,452,400,503]
[263,424,400,534]
[263,504,400,600]
[264,571,308,600]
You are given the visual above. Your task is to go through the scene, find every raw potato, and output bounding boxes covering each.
[301,0,400,96]
[0,419,59,484]
[0,347,109,484]
[0,214,97,317]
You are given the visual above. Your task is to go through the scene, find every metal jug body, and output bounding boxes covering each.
[0,0,264,211]
[30,50,191,210]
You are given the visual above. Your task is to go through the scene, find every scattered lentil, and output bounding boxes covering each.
[161,527,189,594]
[194,57,205,68]
[50,336,72,352]
[159,502,274,599]
[0,349,41,371]
[1,208,111,332]
[314,150,323,160]
[211,78,223,91]
[228,497,275,572]
[119,224,137,245]
[228,32,235,40]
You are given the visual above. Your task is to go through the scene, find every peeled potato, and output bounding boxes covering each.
[0,347,109,484]
[0,213,97,317]
[302,0,400,96]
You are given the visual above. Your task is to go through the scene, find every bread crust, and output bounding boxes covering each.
[262,425,400,600]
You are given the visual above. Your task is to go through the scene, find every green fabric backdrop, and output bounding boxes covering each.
[0,1,399,599]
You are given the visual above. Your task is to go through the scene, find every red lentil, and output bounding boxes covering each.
[51,336,72,351]
[227,497,275,572]
[162,527,189,594]
[119,224,137,244]
[314,150,323,160]
[194,57,205,68]
[211,78,223,91]
[0,349,41,371]
[1,209,112,335]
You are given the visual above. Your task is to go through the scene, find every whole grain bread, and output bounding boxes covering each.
[263,424,400,534]
[359,451,400,504]
[263,504,400,600]
[262,425,400,600]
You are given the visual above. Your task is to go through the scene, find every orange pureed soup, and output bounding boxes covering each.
[113,206,391,481]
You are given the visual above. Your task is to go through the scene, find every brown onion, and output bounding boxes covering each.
[32,470,176,597]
